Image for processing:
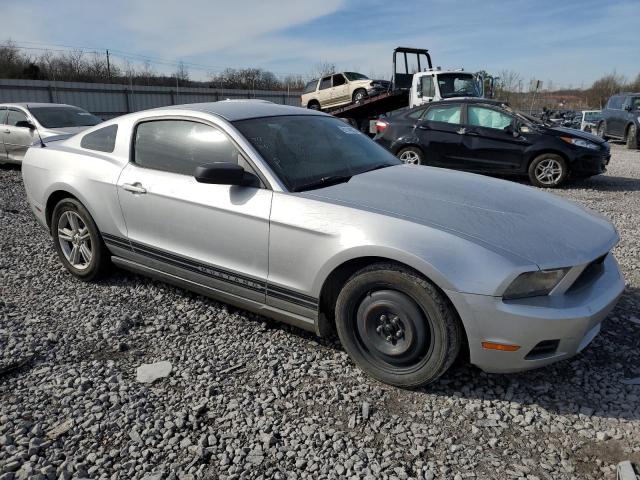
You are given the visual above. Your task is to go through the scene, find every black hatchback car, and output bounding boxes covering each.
[374,99,610,187]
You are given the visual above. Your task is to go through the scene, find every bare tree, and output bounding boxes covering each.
[310,61,336,79]
[588,72,626,108]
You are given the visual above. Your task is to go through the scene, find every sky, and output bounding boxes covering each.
[3,0,639,88]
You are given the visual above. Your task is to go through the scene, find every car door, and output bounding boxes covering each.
[117,118,272,304]
[4,108,35,162]
[317,76,333,108]
[331,74,350,106]
[415,103,466,168]
[606,96,624,137]
[458,104,527,172]
[0,108,7,161]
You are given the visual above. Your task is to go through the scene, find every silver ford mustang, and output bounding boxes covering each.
[22,100,624,387]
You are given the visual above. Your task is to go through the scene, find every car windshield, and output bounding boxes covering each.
[234,115,400,192]
[344,72,370,81]
[437,73,480,98]
[29,106,102,128]
[584,111,602,121]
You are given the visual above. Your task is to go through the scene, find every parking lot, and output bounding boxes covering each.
[1,144,639,480]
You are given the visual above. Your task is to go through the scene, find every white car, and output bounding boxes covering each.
[301,73,391,111]
[0,103,102,164]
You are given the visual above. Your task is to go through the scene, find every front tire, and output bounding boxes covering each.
[528,153,568,188]
[51,198,110,281]
[626,124,638,150]
[397,146,424,165]
[353,89,367,104]
[335,263,462,387]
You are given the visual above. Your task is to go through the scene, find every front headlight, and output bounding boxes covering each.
[560,136,599,150]
[503,268,570,300]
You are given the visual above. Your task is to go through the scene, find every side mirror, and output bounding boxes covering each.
[624,104,633,111]
[194,162,258,186]
[504,124,519,138]
[15,120,36,130]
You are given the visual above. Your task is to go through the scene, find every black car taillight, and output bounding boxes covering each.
[375,119,389,134]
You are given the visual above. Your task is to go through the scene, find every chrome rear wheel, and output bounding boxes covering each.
[57,211,92,270]
[397,147,424,165]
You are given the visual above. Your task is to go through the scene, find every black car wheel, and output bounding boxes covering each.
[335,263,462,387]
[528,154,568,188]
[353,89,367,104]
[397,146,424,165]
[626,124,638,150]
[51,198,110,281]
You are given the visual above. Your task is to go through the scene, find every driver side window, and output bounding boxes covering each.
[467,106,512,130]
[134,120,241,176]
[7,109,29,127]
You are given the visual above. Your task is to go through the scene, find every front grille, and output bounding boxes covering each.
[567,254,607,293]
[525,340,560,360]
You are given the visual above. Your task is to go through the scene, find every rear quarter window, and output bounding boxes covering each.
[80,125,118,153]
[303,80,318,94]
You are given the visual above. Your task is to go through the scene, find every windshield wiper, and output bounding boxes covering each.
[293,174,352,192]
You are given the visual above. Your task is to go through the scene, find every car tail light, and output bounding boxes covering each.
[375,119,389,134]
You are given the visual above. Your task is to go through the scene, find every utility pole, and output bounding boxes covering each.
[106,49,112,83]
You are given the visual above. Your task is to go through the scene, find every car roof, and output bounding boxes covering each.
[426,98,506,107]
[163,100,326,121]
[0,102,76,109]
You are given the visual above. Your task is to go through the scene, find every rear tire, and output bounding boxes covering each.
[528,153,568,188]
[51,198,110,281]
[626,124,638,150]
[335,263,462,387]
[397,146,424,165]
[307,101,321,111]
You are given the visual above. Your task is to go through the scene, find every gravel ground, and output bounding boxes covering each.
[1,144,639,480]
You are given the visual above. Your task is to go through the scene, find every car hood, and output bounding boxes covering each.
[301,165,617,269]
[39,126,92,137]
[542,125,606,144]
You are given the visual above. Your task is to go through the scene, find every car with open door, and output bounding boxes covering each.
[0,103,102,164]
[22,100,623,387]
[374,99,611,187]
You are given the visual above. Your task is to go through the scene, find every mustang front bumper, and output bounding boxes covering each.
[446,253,624,373]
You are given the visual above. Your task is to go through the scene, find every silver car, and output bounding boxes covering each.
[0,103,102,164]
[21,100,624,387]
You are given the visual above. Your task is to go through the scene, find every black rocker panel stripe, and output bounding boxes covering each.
[102,233,318,309]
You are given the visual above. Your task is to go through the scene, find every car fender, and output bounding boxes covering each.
[312,243,457,296]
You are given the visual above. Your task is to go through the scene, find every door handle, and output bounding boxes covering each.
[122,182,147,194]
[465,131,480,136]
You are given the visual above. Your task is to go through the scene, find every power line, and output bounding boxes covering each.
[4,40,312,79]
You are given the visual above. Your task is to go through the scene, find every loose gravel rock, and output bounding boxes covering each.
[1,144,639,479]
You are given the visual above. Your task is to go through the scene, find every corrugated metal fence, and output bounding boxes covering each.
[0,79,302,119]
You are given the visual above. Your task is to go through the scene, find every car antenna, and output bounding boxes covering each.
[36,128,46,148]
